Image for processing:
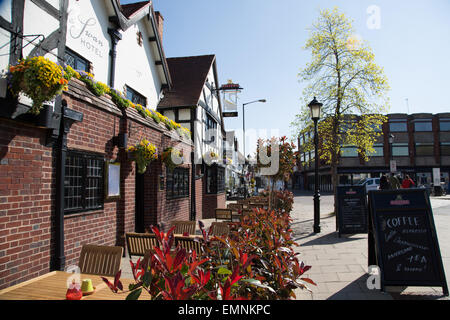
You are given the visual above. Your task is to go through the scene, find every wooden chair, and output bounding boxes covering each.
[227,203,243,212]
[78,244,123,277]
[170,220,196,235]
[215,208,232,221]
[210,222,230,236]
[125,233,159,258]
[248,203,263,210]
[175,236,203,255]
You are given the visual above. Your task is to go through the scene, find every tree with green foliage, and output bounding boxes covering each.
[291,7,390,214]
[257,136,297,209]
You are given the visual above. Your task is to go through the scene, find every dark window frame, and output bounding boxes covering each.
[392,143,409,157]
[64,47,91,72]
[415,143,434,156]
[206,164,225,194]
[340,145,359,158]
[64,150,104,215]
[389,120,408,132]
[439,119,450,131]
[413,119,433,132]
[440,142,450,156]
[126,85,147,107]
[166,167,190,200]
[368,144,384,157]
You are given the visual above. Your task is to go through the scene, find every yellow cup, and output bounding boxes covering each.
[81,279,94,293]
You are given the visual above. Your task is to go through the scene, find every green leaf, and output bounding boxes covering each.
[142,272,152,287]
[218,267,232,275]
[126,288,142,300]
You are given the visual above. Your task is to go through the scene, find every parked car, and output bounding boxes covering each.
[358,178,380,192]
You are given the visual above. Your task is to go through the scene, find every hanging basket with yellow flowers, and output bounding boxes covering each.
[7,56,70,115]
[127,139,158,174]
[161,147,184,171]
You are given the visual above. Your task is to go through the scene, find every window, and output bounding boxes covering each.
[206,165,225,194]
[389,120,407,132]
[64,48,90,72]
[439,119,450,131]
[441,142,450,156]
[64,151,104,214]
[205,114,217,142]
[126,86,147,106]
[414,120,432,132]
[341,145,358,157]
[415,143,434,156]
[368,144,384,157]
[392,143,409,156]
[166,168,189,199]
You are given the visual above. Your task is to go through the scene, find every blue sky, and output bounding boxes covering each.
[122,0,450,157]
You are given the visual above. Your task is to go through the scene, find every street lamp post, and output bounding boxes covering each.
[389,133,395,173]
[242,99,266,198]
[309,97,322,234]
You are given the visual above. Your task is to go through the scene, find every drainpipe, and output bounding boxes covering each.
[107,28,122,88]
[51,99,83,271]
[190,107,197,221]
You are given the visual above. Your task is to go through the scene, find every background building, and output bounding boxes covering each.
[296,113,450,192]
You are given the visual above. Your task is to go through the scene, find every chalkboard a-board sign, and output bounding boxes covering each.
[336,185,368,237]
[368,189,448,295]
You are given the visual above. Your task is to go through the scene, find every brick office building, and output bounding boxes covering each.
[297,113,450,192]
[0,1,195,290]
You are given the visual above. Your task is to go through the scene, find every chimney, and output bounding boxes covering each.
[155,11,164,43]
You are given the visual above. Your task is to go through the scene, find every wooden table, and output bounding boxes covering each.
[0,271,149,300]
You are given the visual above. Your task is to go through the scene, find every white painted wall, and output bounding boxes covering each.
[66,0,110,83]
[0,0,12,73]
[0,0,166,110]
[115,19,162,109]
[194,61,224,165]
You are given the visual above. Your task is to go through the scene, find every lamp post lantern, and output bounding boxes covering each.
[389,133,395,173]
[309,97,322,234]
[242,99,266,198]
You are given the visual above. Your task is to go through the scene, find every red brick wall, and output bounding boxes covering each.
[0,119,54,289]
[0,80,194,289]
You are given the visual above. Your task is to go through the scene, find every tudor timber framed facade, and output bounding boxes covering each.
[158,55,227,219]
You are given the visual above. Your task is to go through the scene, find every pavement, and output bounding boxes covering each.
[120,190,450,300]
[292,190,450,300]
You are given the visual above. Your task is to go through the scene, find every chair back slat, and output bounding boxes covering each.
[215,208,232,221]
[170,221,196,235]
[210,222,230,236]
[175,237,203,255]
[78,245,123,277]
[227,203,243,212]
[126,233,159,258]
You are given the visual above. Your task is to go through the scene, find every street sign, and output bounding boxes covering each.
[336,185,368,237]
[390,160,397,173]
[223,111,238,118]
[433,168,441,186]
[368,189,448,295]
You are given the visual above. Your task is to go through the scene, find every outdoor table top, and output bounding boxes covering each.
[0,271,147,300]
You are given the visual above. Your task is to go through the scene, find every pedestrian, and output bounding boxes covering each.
[379,175,391,190]
[402,175,415,189]
[388,174,401,189]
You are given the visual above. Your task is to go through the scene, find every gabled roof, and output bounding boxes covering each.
[120,1,151,19]
[158,55,216,108]
[111,1,172,88]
